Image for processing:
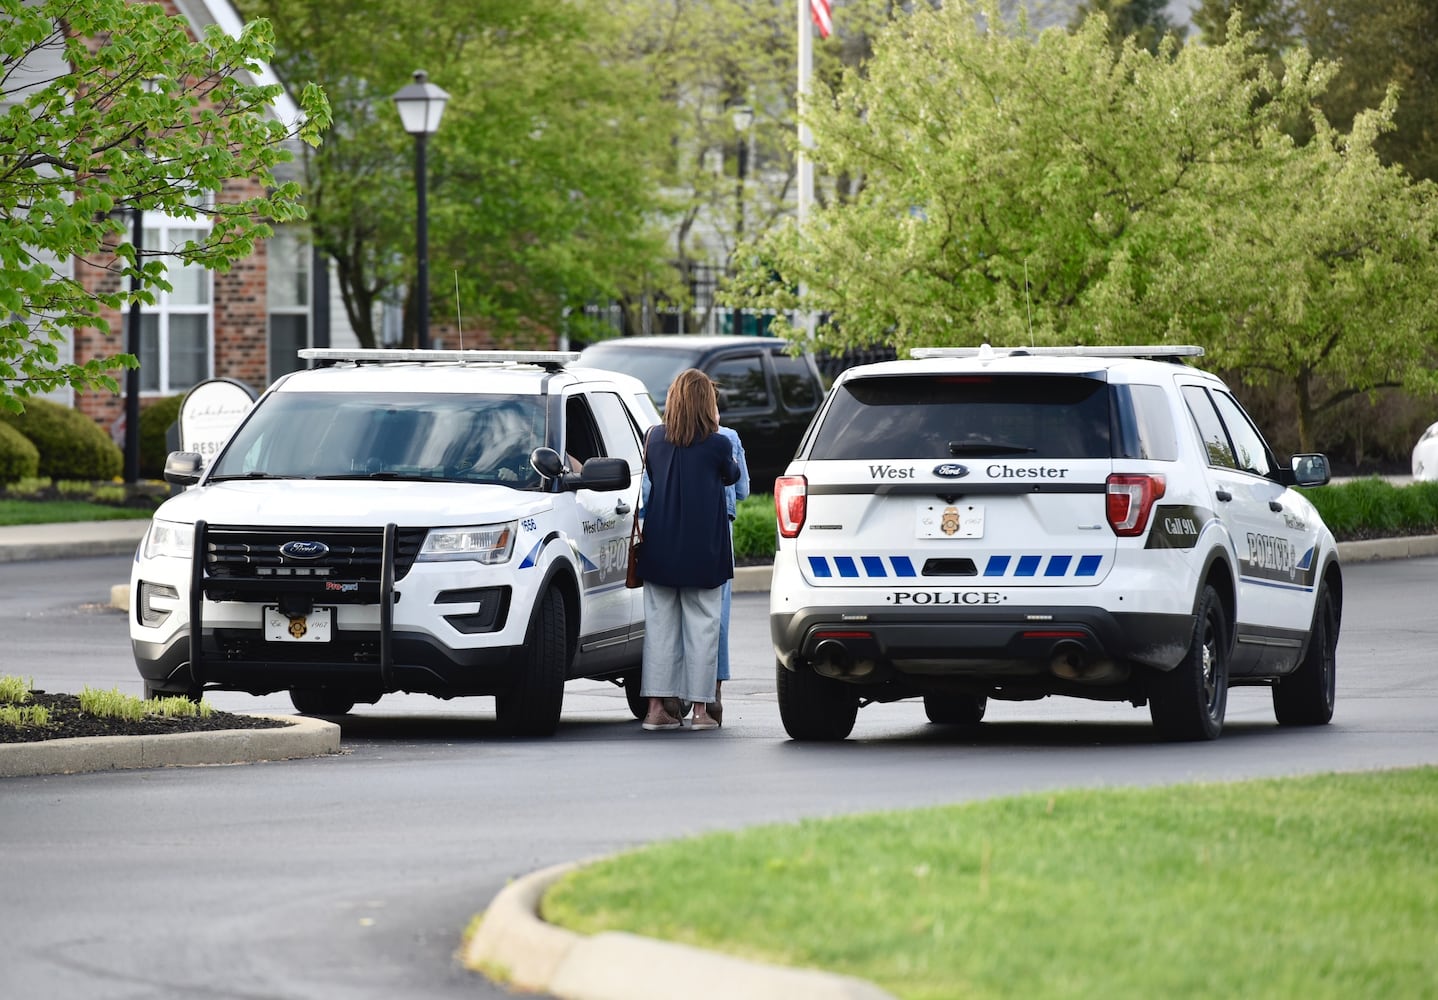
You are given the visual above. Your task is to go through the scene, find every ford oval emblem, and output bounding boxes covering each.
[932,463,970,479]
[280,540,330,559]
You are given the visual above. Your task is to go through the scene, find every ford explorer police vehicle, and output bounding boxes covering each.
[769,344,1341,742]
[130,349,659,736]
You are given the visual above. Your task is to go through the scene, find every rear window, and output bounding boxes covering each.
[808,374,1112,461]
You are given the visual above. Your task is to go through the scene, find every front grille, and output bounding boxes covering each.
[202,526,428,596]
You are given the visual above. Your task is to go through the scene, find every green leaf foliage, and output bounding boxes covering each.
[735,1,1438,451]
[0,0,330,411]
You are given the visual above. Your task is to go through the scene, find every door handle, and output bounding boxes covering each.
[615,501,631,516]
[1269,500,1283,513]
[1215,489,1232,502]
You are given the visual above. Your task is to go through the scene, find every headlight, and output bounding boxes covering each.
[143,519,195,560]
[418,522,516,564]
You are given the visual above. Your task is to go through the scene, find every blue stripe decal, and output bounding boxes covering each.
[984,555,1011,577]
[802,553,1105,579]
[1297,546,1315,571]
[518,541,543,569]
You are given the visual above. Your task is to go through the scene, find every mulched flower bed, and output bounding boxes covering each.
[0,691,289,744]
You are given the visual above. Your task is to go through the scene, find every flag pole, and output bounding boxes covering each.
[797,0,815,340]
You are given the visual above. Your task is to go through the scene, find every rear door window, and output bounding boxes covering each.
[808,374,1111,461]
[772,352,819,411]
[709,354,770,412]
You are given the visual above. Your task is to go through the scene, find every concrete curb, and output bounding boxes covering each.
[0,714,341,779]
[463,861,897,1000]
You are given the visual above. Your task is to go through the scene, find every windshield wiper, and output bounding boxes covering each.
[311,472,447,482]
[206,472,292,482]
[947,441,1036,456]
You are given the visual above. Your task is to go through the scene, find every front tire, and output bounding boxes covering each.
[623,673,646,720]
[1273,580,1337,726]
[924,693,987,725]
[1149,583,1230,741]
[495,588,568,737]
[776,660,858,741]
[290,690,355,716]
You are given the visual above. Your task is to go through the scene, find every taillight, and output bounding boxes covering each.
[1106,473,1165,537]
[775,476,807,538]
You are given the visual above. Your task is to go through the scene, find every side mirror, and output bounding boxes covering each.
[1290,453,1331,488]
[530,447,566,483]
[576,457,631,492]
[163,451,204,487]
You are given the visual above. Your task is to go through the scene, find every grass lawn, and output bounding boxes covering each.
[0,498,155,525]
[542,767,1438,1000]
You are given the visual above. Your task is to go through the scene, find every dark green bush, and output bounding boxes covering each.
[139,394,184,479]
[0,422,40,484]
[0,398,123,482]
[733,493,776,561]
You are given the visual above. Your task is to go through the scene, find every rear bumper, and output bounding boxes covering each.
[771,604,1194,685]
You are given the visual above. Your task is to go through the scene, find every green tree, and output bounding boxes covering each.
[1069,0,1182,53]
[735,1,1438,450]
[0,0,328,411]
[236,0,677,347]
[1194,1,1438,183]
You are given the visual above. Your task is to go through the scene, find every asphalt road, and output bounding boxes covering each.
[2,554,1437,999]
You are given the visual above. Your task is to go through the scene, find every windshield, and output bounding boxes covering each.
[207,392,548,488]
[577,345,690,410]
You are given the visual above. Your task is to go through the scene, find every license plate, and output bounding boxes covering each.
[264,607,333,642]
[916,503,985,539]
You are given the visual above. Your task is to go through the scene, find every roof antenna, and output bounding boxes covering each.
[454,270,464,353]
[1024,258,1034,347]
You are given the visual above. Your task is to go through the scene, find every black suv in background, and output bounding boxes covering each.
[575,335,827,490]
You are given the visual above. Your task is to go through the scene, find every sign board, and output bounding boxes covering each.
[179,378,257,463]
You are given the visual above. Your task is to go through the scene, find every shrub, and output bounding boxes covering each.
[140,394,184,478]
[733,493,776,561]
[0,397,122,481]
[0,422,40,484]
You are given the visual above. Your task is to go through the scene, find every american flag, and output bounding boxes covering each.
[810,0,833,38]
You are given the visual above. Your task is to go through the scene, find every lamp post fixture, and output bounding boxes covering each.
[730,103,753,336]
[391,70,450,350]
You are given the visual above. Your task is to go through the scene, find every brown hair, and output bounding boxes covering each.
[662,368,719,447]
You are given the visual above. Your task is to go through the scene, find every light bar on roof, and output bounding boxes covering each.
[909,344,1205,360]
[298,348,579,366]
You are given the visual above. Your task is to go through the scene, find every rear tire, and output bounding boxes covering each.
[495,588,568,737]
[289,690,355,716]
[776,660,858,741]
[624,672,646,720]
[923,693,987,725]
[1149,584,1229,741]
[1273,581,1337,726]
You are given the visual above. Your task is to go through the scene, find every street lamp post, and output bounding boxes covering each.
[391,70,450,350]
[730,103,753,337]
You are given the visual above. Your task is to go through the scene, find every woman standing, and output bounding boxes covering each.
[637,369,741,731]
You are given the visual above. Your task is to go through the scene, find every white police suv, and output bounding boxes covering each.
[769,345,1341,741]
[131,349,658,736]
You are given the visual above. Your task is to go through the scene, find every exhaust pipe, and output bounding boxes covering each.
[1049,641,1087,680]
[814,639,852,676]
[1049,640,1124,683]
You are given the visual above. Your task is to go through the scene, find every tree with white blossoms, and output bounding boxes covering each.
[0,0,329,412]
[734,2,1438,451]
